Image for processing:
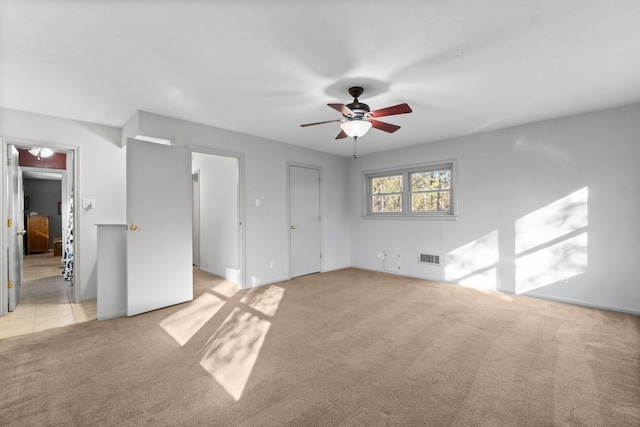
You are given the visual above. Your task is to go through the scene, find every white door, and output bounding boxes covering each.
[7,145,24,311]
[289,165,321,277]
[126,138,193,316]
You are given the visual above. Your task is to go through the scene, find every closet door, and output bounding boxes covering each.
[289,165,321,277]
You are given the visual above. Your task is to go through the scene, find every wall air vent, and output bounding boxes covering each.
[418,253,440,265]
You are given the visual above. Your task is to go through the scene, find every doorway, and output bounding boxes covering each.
[191,151,243,287]
[1,141,77,320]
[289,164,321,278]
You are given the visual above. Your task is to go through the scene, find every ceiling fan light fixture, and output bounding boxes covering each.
[340,120,372,138]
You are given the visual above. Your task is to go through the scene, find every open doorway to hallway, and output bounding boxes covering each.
[0,142,90,337]
[191,151,243,287]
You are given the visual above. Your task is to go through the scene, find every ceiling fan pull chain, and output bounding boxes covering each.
[353,136,358,158]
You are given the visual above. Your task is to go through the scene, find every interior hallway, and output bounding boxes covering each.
[0,253,96,340]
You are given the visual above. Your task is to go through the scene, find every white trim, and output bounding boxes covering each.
[518,292,640,317]
[0,138,6,316]
[191,169,201,269]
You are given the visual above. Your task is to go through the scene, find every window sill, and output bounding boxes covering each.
[362,214,459,221]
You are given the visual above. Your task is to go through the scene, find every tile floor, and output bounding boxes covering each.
[0,253,96,340]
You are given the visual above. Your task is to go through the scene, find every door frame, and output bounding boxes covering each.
[192,170,201,268]
[186,145,246,290]
[287,162,323,278]
[0,138,80,316]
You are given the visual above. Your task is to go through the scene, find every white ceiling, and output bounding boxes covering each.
[2,1,640,157]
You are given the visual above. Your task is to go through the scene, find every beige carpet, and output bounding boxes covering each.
[0,268,638,426]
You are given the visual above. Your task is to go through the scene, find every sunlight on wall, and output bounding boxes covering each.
[516,233,588,294]
[459,268,498,291]
[159,293,226,346]
[515,187,588,294]
[515,187,588,253]
[445,230,499,291]
[200,285,285,401]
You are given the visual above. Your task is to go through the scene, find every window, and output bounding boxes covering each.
[370,174,403,213]
[366,161,456,218]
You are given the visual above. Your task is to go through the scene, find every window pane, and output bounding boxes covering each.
[371,175,402,194]
[412,192,450,212]
[371,195,402,212]
[411,170,451,191]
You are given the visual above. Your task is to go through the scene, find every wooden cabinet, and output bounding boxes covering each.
[26,215,49,254]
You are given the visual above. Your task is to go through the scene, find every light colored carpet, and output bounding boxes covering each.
[0,268,638,426]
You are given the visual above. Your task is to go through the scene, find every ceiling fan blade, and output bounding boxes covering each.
[370,103,412,118]
[300,119,342,127]
[370,119,401,133]
[328,103,354,117]
[335,130,348,139]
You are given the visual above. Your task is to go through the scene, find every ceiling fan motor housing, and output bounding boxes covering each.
[346,102,370,117]
[346,87,370,118]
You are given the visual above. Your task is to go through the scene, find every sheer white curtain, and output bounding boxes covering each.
[62,188,73,280]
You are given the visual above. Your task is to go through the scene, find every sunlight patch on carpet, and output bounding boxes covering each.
[160,293,225,346]
[240,285,285,317]
[200,285,285,401]
[211,279,239,298]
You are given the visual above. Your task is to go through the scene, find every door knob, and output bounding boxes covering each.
[130,225,139,231]
[291,225,296,230]
[16,229,26,236]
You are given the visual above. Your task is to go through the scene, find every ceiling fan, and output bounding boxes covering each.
[300,86,412,157]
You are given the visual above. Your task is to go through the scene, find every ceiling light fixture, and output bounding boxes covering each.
[28,147,54,160]
[339,119,372,138]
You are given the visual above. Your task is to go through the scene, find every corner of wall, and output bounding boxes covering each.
[121,111,139,147]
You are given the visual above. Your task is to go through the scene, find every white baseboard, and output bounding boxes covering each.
[97,310,126,321]
[521,292,640,316]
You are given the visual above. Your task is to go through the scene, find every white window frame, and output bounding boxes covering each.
[364,160,458,220]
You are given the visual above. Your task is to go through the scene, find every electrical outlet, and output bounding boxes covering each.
[269,260,274,268]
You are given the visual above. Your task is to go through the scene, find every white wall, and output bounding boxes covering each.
[348,103,640,315]
[0,108,126,301]
[192,153,240,282]
[6,103,635,315]
[135,111,351,287]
